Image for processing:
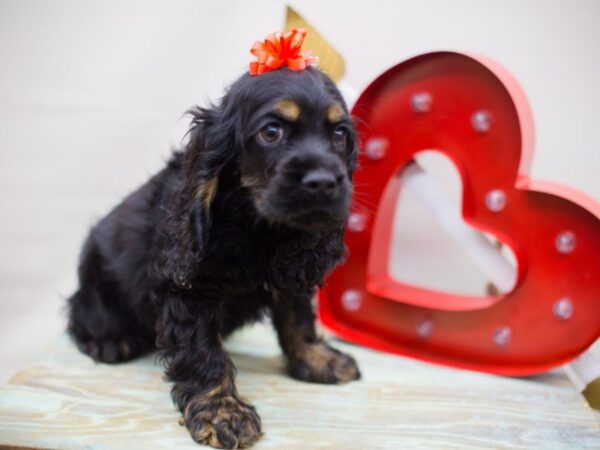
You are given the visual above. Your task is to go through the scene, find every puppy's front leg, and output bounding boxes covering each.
[157,292,262,449]
[270,288,361,384]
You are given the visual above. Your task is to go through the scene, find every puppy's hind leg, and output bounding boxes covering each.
[67,233,154,363]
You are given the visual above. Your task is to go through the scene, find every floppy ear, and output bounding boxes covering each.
[166,102,239,289]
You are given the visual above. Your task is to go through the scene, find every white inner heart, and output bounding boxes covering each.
[388,151,517,297]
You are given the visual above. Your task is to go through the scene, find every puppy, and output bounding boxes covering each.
[67,66,360,449]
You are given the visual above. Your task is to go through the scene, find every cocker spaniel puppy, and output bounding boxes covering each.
[67,66,360,448]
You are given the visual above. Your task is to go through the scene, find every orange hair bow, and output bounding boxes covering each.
[249,28,316,75]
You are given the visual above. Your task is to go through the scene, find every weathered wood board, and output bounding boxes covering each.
[0,323,598,449]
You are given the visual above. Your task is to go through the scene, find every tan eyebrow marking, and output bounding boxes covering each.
[327,102,345,123]
[273,99,301,122]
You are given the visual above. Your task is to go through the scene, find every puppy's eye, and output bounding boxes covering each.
[257,123,284,146]
[332,127,347,151]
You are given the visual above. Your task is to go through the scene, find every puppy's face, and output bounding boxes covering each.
[232,68,357,231]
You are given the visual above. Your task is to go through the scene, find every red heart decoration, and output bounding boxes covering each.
[318,52,600,375]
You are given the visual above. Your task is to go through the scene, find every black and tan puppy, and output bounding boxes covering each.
[67,66,360,448]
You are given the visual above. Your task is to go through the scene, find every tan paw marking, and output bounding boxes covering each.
[289,342,361,384]
[184,389,262,449]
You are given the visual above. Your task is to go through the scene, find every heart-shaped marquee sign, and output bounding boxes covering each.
[318,51,600,376]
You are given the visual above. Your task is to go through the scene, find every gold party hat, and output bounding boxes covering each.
[284,6,346,82]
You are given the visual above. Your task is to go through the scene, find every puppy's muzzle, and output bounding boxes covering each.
[281,150,348,203]
[301,168,344,200]
[255,149,351,229]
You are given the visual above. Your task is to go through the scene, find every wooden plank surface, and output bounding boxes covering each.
[0,323,598,450]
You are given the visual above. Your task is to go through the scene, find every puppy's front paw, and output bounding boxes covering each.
[184,392,262,449]
[287,342,361,384]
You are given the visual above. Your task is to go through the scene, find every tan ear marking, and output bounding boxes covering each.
[195,177,218,213]
[240,175,262,189]
[327,102,345,123]
[273,99,301,122]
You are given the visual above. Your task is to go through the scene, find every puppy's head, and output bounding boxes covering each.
[187,67,357,233]
[235,68,357,230]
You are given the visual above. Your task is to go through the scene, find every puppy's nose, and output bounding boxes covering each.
[301,169,339,196]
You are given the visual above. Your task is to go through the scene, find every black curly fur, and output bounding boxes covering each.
[67,67,360,449]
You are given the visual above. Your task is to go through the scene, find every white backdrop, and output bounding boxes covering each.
[0,0,598,381]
